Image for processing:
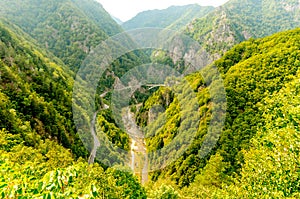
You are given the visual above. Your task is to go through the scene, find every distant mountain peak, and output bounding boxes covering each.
[122,4,214,30]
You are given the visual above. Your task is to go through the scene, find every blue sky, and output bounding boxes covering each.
[97,0,230,21]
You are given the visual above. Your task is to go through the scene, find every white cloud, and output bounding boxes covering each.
[97,0,230,21]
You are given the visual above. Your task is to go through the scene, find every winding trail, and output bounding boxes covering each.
[88,94,109,165]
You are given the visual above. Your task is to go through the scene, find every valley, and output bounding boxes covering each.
[0,0,300,198]
[122,107,148,184]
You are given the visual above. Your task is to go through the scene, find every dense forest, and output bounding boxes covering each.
[122,4,214,30]
[0,0,300,198]
[140,28,300,198]
[186,0,300,58]
[0,21,146,197]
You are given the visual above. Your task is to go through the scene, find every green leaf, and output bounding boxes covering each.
[0,184,7,189]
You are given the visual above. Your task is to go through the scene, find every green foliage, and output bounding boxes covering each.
[180,153,230,198]
[122,4,214,30]
[148,185,179,199]
[186,0,300,57]
[136,72,212,186]
[211,72,300,199]
[0,17,146,198]
[71,0,123,36]
[146,180,180,199]
[0,22,88,157]
[218,28,300,173]
[138,28,300,191]
[0,145,146,198]
[1,0,300,198]
[145,28,300,196]
[97,109,130,151]
[0,0,122,71]
[0,0,149,159]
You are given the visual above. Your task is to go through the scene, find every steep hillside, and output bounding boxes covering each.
[0,0,123,71]
[138,28,300,189]
[122,4,214,30]
[148,0,300,81]
[186,0,300,58]
[0,21,147,198]
[0,0,299,197]
[213,72,300,198]
[0,0,149,161]
[0,17,134,160]
[180,48,300,198]
[0,21,81,154]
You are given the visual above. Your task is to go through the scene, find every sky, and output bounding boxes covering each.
[97,0,230,22]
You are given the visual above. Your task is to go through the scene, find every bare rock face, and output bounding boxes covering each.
[242,30,252,40]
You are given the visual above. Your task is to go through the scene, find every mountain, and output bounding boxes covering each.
[0,0,148,197]
[0,0,300,197]
[0,15,147,199]
[122,4,214,30]
[0,0,123,71]
[112,16,123,25]
[186,0,300,58]
[0,0,148,157]
[183,28,300,199]
[146,0,300,80]
[148,0,300,93]
[0,20,78,153]
[138,27,300,194]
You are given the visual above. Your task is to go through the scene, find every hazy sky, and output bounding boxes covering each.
[97,0,230,21]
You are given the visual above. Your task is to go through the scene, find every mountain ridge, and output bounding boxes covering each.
[122,4,214,30]
[186,0,300,57]
[139,27,300,193]
[0,0,300,197]
[0,0,122,71]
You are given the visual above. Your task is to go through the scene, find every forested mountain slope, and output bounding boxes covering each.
[0,0,150,158]
[122,4,214,30]
[139,28,300,194]
[0,18,130,162]
[0,21,81,155]
[0,1,147,196]
[0,20,147,198]
[148,0,300,78]
[186,0,300,58]
[0,0,123,71]
[0,0,299,197]
[176,76,300,198]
